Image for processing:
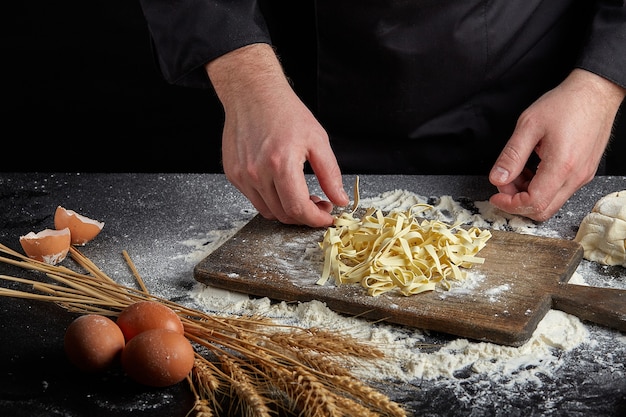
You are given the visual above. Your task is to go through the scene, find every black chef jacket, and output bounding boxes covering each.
[138,0,626,174]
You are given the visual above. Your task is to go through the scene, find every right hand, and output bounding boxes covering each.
[206,44,349,227]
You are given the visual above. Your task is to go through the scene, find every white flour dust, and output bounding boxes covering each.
[184,190,597,387]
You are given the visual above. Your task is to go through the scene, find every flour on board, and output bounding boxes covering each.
[186,190,593,388]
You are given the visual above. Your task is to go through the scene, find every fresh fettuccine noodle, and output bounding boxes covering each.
[317,204,492,296]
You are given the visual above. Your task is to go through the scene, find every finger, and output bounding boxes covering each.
[307,140,350,207]
[311,195,334,214]
[489,185,568,221]
[489,118,543,187]
[236,183,278,221]
[273,167,335,227]
[490,160,571,221]
[494,167,534,196]
[226,156,307,225]
[226,149,334,226]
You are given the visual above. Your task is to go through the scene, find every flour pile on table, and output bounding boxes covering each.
[186,190,591,389]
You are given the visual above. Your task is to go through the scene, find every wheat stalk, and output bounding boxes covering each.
[0,242,408,417]
[219,354,274,417]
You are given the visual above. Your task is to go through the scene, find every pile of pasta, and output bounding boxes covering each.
[317,205,492,296]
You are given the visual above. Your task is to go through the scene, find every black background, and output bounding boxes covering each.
[2,1,624,174]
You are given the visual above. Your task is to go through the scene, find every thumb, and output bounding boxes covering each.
[489,121,542,187]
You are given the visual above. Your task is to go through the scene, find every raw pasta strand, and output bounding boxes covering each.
[317,204,492,296]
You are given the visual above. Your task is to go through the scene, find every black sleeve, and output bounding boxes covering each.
[138,0,626,91]
[138,0,271,88]
[576,0,626,88]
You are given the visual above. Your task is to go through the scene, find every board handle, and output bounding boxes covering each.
[552,283,626,332]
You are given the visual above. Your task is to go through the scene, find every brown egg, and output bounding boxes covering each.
[19,228,71,265]
[116,301,185,342]
[54,206,104,245]
[121,328,195,387]
[64,314,126,373]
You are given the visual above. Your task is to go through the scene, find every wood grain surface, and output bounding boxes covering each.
[194,215,626,346]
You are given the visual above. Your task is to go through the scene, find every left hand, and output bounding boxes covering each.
[489,69,626,221]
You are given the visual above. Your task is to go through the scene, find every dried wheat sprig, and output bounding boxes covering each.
[185,398,214,417]
[333,394,383,417]
[188,356,224,417]
[184,313,377,369]
[0,276,123,308]
[328,374,407,417]
[186,322,376,406]
[186,370,216,417]
[30,283,119,305]
[269,328,384,359]
[248,348,341,417]
[281,346,408,417]
[43,272,129,304]
[284,340,407,417]
[181,306,408,417]
[0,254,84,280]
[191,356,223,402]
[0,245,112,286]
[219,354,274,417]
[1,272,141,314]
[275,364,341,417]
[121,249,149,293]
[0,242,409,417]
[1,246,139,305]
[290,348,356,378]
[69,246,118,284]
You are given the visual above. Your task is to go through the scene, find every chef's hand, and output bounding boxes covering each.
[489,69,625,221]
[206,43,350,227]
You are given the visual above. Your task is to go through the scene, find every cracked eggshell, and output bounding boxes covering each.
[54,206,104,245]
[19,227,71,265]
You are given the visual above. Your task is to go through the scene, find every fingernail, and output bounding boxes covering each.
[492,166,509,183]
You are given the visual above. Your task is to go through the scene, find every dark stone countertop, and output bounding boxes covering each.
[0,173,625,417]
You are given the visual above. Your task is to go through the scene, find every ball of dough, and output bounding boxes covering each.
[574,190,626,267]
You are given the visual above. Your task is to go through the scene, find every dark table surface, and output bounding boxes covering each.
[1,173,625,417]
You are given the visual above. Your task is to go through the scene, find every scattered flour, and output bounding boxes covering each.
[189,283,588,386]
[184,191,595,389]
[359,189,559,238]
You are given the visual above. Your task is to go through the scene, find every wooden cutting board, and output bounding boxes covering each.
[194,214,626,346]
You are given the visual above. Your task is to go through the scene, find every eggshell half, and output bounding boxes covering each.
[54,206,104,245]
[19,228,71,265]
